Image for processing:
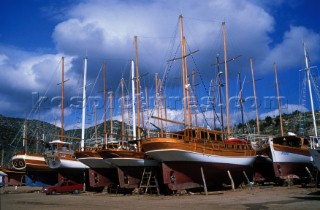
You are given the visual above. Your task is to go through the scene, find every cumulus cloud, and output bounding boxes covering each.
[258,26,320,72]
[1,0,320,129]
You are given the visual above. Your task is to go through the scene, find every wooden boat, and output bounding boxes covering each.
[73,61,125,190]
[44,140,88,169]
[43,57,88,171]
[96,143,159,190]
[12,152,50,171]
[141,16,261,191]
[11,146,58,186]
[269,135,313,181]
[267,58,313,183]
[142,127,258,190]
[11,123,51,172]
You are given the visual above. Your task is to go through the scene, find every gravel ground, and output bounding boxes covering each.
[1,185,320,210]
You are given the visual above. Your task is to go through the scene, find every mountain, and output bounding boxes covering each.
[0,114,126,167]
[1,110,319,167]
[233,110,320,137]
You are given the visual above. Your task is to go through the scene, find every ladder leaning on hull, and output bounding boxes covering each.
[139,167,160,195]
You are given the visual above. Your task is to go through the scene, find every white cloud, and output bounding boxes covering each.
[51,0,276,75]
[0,46,77,92]
[260,104,308,119]
[0,54,8,65]
[258,26,320,72]
[2,0,320,128]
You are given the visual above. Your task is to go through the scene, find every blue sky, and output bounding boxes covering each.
[1,0,320,132]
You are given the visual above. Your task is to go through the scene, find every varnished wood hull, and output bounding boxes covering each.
[142,137,257,190]
[12,153,52,171]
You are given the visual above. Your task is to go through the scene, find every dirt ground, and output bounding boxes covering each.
[1,185,319,210]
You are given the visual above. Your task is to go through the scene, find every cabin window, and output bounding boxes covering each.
[209,133,215,140]
[201,131,208,140]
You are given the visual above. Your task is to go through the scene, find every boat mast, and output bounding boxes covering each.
[94,100,98,145]
[109,91,113,139]
[121,78,125,142]
[131,60,137,140]
[274,62,284,136]
[238,72,245,133]
[81,57,87,151]
[23,120,27,153]
[159,79,164,137]
[145,87,150,137]
[103,63,107,145]
[179,15,189,128]
[211,79,216,129]
[61,57,65,141]
[192,70,198,126]
[222,22,230,136]
[304,43,318,138]
[134,36,141,140]
[155,73,160,131]
[250,57,260,137]
[216,55,224,131]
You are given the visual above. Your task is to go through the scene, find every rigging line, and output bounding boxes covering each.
[183,16,222,23]
[31,58,62,117]
[161,27,180,90]
[310,67,320,107]
[185,42,220,127]
[136,35,176,39]
[9,58,62,147]
[88,64,103,98]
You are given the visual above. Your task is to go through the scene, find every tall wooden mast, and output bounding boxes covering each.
[274,62,284,136]
[250,57,260,136]
[134,36,141,139]
[121,78,125,144]
[145,87,150,137]
[222,22,230,136]
[94,100,98,145]
[155,73,160,129]
[109,91,113,138]
[61,57,65,141]
[103,63,107,145]
[238,72,245,133]
[179,15,188,128]
[192,70,198,126]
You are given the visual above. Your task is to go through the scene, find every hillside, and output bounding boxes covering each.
[0,115,125,167]
[1,110,319,167]
[233,110,320,137]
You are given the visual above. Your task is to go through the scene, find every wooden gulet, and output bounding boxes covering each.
[267,58,313,183]
[97,44,159,189]
[44,57,89,172]
[141,16,259,191]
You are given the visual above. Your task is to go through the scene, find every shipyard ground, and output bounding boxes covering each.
[1,185,319,210]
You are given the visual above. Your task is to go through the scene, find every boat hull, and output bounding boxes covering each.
[269,137,313,179]
[96,149,160,189]
[309,148,320,170]
[12,153,51,171]
[75,150,115,169]
[45,154,89,169]
[145,149,255,190]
